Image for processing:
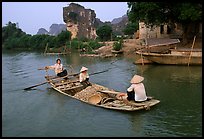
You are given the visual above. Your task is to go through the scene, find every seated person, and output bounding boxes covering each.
[79,66,91,86]
[45,58,68,79]
[116,75,147,102]
[126,75,147,102]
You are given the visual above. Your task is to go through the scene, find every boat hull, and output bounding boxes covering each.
[45,76,160,111]
[136,51,202,65]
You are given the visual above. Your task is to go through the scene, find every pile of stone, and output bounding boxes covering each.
[74,84,109,102]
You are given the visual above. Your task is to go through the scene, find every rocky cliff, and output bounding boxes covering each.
[36,24,66,36]
[63,3,128,39]
[111,14,128,24]
[63,3,98,39]
[111,14,128,35]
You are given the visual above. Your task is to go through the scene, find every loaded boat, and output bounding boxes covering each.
[44,74,160,111]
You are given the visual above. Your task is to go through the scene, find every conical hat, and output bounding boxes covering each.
[80,66,88,72]
[130,75,144,84]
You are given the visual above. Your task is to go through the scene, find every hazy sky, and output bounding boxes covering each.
[2,2,128,35]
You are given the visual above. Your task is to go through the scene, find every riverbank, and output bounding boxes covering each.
[88,38,202,59]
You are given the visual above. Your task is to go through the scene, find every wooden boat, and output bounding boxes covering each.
[135,48,202,65]
[111,49,123,54]
[45,75,160,111]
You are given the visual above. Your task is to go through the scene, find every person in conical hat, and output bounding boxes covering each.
[79,66,91,86]
[126,74,147,102]
[80,66,88,72]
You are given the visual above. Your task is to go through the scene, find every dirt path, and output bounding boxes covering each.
[94,38,202,58]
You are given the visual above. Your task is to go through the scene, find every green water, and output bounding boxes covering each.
[2,51,202,137]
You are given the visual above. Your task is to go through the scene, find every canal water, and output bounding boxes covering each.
[2,51,202,137]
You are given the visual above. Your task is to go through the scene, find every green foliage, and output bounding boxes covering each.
[113,39,123,51]
[178,3,202,21]
[68,38,103,53]
[78,36,89,42]
[123,22,138,35]
[127,2,202,25]
[69,38,83,49]
[2,21,103,52]
[30,34,54,50]
[88,40,103,50]
[2,21,72,50]
[127,2,202,40]
[96,25,113,41]
[56,30,72,46]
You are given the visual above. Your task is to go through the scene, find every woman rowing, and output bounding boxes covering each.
[45,58,68,79]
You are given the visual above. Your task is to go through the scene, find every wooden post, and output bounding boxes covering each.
[141,53,144,66]
[44,43,48,55]
[188,36,196,66]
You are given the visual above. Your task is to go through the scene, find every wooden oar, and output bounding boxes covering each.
[98,90,121,95]
[38,67,46,70]
[24,81,49,90]
[89,69,110,76]
[23,74,70,90]
[25,68,111,90]
[23,69,110,90]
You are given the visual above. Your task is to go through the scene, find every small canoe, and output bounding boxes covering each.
[45,75,160,111]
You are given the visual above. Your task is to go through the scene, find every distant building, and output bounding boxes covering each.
[138,21,183,39]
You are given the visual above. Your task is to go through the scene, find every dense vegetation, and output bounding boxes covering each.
[2,22,72,50]
[2,21,103,52]
[123,22,138,36]
[96,24,113,41]
[127,2,202,42]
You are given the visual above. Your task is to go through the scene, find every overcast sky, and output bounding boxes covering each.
[2,2,128,35]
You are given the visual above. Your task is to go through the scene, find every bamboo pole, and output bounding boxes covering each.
[44,43,48,54]
[141,53,144,66]
[188,36,196,66]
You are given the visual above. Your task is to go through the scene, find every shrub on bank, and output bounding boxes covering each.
[113,39,123,51]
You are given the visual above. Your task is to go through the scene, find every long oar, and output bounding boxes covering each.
[23,74,70,90]
[23,68,111,90]
[24,81,49,90]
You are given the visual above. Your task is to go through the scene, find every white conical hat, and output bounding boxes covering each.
[80,66,88,72]
[130,75,144,84]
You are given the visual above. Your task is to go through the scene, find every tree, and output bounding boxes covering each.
[127,2,202,42]
[56,30,72,47]
[2,21,72,50]
[2,21,27,49]
[123,22,138,35]
[2,21,26,44]
[96,25,112,41]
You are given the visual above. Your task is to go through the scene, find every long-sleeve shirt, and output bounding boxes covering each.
[127,83,147,102]
[79,72,89,82]
[48,63,63,74]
